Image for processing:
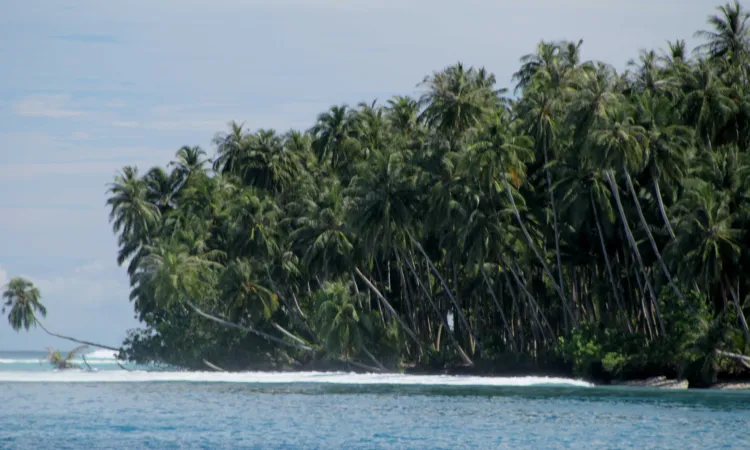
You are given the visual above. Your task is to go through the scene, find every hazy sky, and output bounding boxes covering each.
[0,0,718,350]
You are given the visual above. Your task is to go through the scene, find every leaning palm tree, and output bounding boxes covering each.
[42,345,89,370]
[136,241,312,352]
[2,277,120,351]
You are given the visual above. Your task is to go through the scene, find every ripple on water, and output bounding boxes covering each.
[0,376,749,449]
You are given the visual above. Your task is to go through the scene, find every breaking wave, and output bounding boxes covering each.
[0,370,592,387]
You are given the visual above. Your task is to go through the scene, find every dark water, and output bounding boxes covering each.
[1,378,749,449]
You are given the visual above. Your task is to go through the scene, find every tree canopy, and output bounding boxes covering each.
[15,1,746,383]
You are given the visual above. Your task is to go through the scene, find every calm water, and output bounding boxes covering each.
[1,351,749,449]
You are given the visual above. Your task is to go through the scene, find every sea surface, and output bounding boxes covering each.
[1,350,749,449]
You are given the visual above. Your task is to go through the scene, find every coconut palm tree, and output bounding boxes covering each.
[2,277,45,331]
[418,63,501,142]
[169,145,209,190]
[694,1,750,65]
[310,105,358,172]
[212,121,248,174]
[42,346,89,370]
[107,166,161,275]
[3,277,121,351]
[313,281,384,368]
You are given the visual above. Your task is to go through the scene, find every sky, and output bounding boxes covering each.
[0,0,718,350]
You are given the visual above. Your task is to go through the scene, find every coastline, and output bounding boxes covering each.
[206,358,750,390]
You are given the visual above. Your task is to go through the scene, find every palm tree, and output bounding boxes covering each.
[313,281,385,369]
[386,96,420,136]
[418,63,501,142]
[136,241,311,352]
[310,105,358,171]
[106,166,161,275]
[694,1,750,65]
[3,277,120,351]
[219,258,280,324]
[682,60,738,149]
[143,166,179,214]
[2,277,45,331]
[212,121,248,174]
[287,180,354,279]
[169,145,209,189]
[233,129,301,195]
[42,346,89,370]
[635,91,693,239]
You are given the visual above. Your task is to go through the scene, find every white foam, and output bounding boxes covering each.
[0,370,592,387]
[85,349,119,360]
[0,358,121,365]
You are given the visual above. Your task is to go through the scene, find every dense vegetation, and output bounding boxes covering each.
[5,2,750,384]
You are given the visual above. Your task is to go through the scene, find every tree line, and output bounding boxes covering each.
[5,1,750,384]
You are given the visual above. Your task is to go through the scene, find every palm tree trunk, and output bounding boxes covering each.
[623,165,682,300]
[591,191,632,332]
[402,251,473,365]
[361,347,388,371]
[185,300,314,352]
[606,169,665,335]
[501,268,525,351]
[502,260,553,343]
[480,265,514,349]
[34,319,120,352]
[543,140,568,329]
[407,233,484,356]
[651,171,676,240]
[725,277,750,347]
[503,179,574,322]
[354,267,422,349]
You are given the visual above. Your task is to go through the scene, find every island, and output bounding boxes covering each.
[4,0,750,391]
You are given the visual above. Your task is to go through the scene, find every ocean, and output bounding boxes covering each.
[1,349,749,449]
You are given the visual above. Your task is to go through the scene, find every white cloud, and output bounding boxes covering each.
[12,94,84,118]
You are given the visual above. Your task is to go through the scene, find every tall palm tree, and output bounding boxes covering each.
[169,145,209,189]
[694,1,750,65]
[310,105,358,171]
[106,166,161,274]
[418,63,501,142]
[212,121,248,174]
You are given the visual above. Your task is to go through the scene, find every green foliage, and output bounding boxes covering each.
[88,2,750,379]
[2,277,46,331]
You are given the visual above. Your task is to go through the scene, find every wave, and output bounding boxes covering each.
[0,370,592,387]
[0,358,122,365]
[85,349,120,360]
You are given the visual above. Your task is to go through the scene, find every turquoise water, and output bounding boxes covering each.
[1,351,749,449]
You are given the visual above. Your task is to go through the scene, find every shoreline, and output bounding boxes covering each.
[193,359,750,390]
